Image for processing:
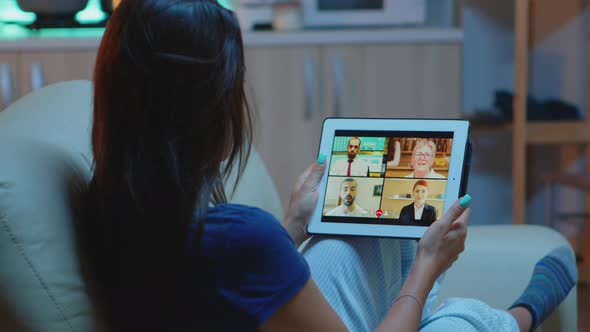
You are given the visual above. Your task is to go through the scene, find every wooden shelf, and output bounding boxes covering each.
[527,122,590,144]
[543,173,590,191]
[511,0,590,283]
[471,121,590,144]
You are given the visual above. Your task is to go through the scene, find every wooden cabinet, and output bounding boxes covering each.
[19,51,97,95]
[364,44,462,119]
[0,51,97,111]
[0,37,461,209]
[245,47,323,207]
[320,47,365,118]
[246,43,462,208]
[0,52,19,111]
[321,44,462,119]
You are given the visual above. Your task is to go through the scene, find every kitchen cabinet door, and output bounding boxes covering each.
[321,47,366,118]
[18,51,97,96]
[244,47,323,209]
[0,53,19,112]
[364,44,462,119]
[63,51,98,82]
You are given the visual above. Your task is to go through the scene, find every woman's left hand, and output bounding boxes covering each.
[283,155,327,247]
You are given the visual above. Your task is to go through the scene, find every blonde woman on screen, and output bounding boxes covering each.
[405,139,445,179]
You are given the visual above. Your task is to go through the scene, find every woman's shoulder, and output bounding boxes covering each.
[205,203,290,248]
[207,203,280,227]
[398,204,411,217]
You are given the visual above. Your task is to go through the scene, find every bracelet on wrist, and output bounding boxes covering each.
[393,294,423,312]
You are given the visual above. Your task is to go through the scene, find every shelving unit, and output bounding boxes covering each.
[473,122,590,144]
[513,0,530,225]
[512,0,590,282]
[512,1,590,223]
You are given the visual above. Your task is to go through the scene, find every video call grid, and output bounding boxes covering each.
[322,130,454,225]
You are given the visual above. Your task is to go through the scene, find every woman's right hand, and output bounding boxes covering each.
[415,197,471,281]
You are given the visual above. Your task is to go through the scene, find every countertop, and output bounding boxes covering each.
[0,23,462,51]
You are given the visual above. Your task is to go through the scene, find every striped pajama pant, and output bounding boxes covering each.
[301,237,519,332]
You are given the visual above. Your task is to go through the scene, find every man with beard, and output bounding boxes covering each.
[326,178,369,217]
[329,137,370,176]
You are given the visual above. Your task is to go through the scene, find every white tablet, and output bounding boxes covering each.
[308,118,471,239]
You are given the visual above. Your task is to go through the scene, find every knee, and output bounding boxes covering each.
[302,236,362,260]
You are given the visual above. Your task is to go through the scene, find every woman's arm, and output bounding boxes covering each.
[261,278,347,332]
[376,260,437,332]
[398,204,412,225]
[260,264,434,332]
[266,199,470,332]
[399,204,410,217]
[378,200,470,332]
[278,159,470,331]
[263,260,436,332]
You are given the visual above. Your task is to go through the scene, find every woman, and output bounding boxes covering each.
[79,1,576,332]
[399,180,437,226]
[405,139,445,179]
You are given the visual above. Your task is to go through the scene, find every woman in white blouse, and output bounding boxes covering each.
[405,139,445,179]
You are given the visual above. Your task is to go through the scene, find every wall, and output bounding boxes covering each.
[463,0,588,226]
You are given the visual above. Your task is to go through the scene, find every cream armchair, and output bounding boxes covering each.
[0,81,577,332]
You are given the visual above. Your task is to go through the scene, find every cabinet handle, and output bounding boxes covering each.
[332,55,345,118]
[31,61,45,91]
[0,63,15,110]
[304,54,314,122]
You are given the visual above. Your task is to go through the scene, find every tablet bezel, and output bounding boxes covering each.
[307,118,470,239]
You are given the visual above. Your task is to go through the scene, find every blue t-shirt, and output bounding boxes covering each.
[184,204,310,331]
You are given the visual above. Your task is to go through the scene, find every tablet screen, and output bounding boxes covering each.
[322,130,454,227]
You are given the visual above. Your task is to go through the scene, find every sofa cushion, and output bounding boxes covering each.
[0,81,94,332]
[0,80,284,331]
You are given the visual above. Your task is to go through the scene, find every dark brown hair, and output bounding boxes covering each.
[80,0,252,330]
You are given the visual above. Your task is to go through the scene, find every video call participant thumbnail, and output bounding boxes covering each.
[329,137,370,177]
[405,139,445,179]
[325,178,369,217]
[398,180,437,226]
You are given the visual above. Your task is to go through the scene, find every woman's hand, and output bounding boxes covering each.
[376,196,471,332]
[282,155,327,247]
[414,197,472,282]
